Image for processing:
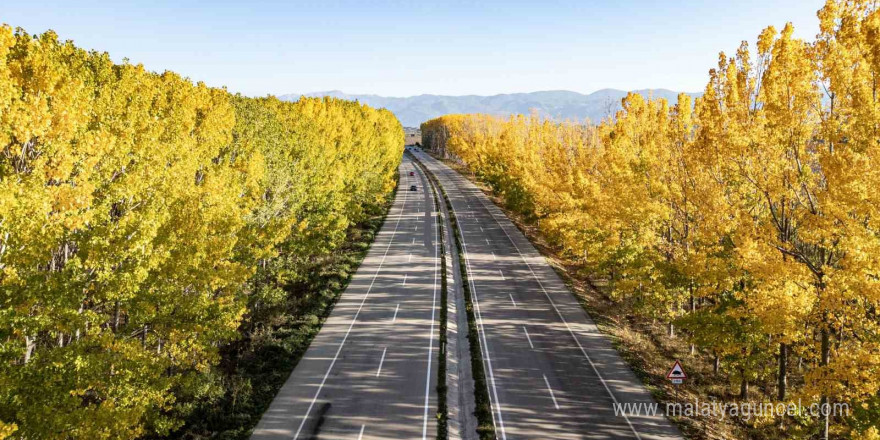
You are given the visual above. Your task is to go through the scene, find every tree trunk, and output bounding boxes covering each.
[24,335,35,364]
[778,342,787,401]
[668,322,675,338]
[740,367,749,399]
[714,354,720,374]
[112,301,121,332]
[75,302,84,342]
[820,329,831,440]
[689,293,696,355]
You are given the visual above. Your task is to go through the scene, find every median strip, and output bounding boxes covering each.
[410,152,496,440]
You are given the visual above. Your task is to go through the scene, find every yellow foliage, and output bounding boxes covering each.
[0,422,16,440]
[422,1,880,433]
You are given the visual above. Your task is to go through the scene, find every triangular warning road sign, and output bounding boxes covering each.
[666,360,687,380]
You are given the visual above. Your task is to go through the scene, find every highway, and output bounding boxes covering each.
[411,147,682,440]
[250,156,440,440]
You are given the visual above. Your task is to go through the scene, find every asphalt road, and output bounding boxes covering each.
[411,147,683,440]
[250,156,440,440]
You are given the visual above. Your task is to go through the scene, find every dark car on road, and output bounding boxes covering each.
[409,185,417,191]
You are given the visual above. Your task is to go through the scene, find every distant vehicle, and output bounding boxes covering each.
[409,185,418,191]
[409,171,415,176]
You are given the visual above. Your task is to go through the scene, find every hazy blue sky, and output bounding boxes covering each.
[4,1,825,97]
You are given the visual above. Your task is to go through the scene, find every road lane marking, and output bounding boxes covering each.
[376,347,387,377]
[402,274,407,287]
[453,212,507,438]
[292,167,409,440]
[358,424,365,440]
[412,237,416,245]
[480,226,484,232]
[422,166,441,440]
[409,252,413,262]
[392,304,399,323]
[418,160,506,437]
[421,152,508,438]
[523,326,534,349]
[509,294,517,308]
[499,270,505,281]
[543,374,560,410]
[491,252,496,261]
[473,190,644,440]
[485,238,491,246]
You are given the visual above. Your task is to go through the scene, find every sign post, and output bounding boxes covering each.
[666,360,687,399]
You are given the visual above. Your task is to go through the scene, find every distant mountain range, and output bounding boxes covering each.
[278,89,701,127]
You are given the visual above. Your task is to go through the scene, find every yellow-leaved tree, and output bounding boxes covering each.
[421,2,880,436]
[0,27,403,438]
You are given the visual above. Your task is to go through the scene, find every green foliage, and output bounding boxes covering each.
[170,204,393,439]
[0,26,402,438]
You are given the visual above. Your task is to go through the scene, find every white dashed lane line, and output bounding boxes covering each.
[543,374,560,410]
[376,347,387,377]
[523,326,534,349]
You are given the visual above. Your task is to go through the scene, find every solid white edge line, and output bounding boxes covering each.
[422,161,440,440]
[471,176,644,440]
[292,165,409,440]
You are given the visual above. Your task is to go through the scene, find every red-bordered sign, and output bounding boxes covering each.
[666,360,687,381]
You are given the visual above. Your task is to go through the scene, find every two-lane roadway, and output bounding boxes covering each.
[411,147,682,440]
[251,156,440,440]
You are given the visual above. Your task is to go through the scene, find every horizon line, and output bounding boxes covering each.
[277,88,705,100]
